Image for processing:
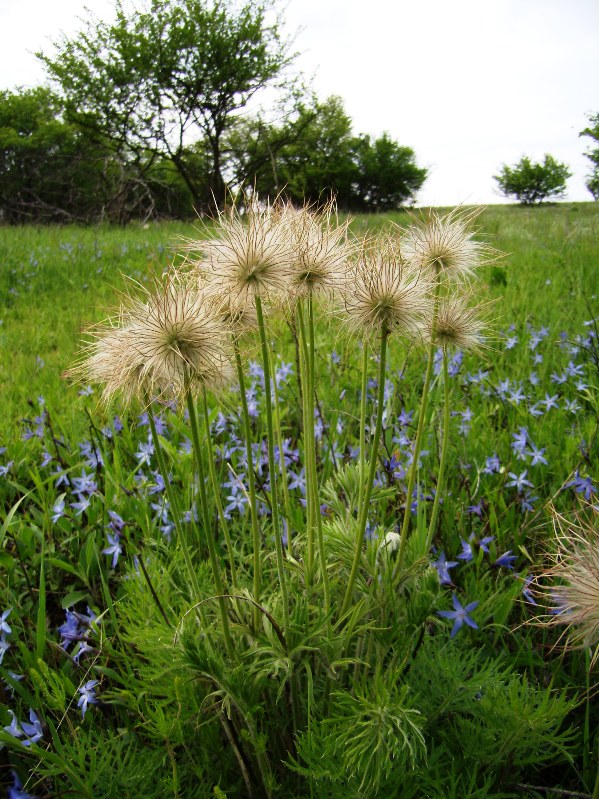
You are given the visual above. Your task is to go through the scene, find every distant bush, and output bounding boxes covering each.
[580,113,599,200]
[493,154,571,205]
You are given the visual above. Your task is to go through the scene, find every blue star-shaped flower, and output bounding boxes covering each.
[437,594,479,638]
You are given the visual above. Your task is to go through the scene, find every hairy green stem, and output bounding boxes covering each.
[233,340,262,626]
[255,295,289,623]
[147,405,201,600]
[201,386,238,590]
[425,347,451,552]
[186,390,235,660]
[297,300,315,588]
[396,283,441,575]
[308,295,330,611]
[272,363,295,547]
[357,341,369,511]
[341,322,389,617]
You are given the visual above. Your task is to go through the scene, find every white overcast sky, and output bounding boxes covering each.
[1,0,598,206]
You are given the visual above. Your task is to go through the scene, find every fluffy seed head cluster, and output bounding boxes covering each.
[200,198,294,301]
[77,278,233,402]
[401,207,496,282]
[425,293,487,352]
[277,200,353,298]
[343,244,432,338]
[534,508,599,663]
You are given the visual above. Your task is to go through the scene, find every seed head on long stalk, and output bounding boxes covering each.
[199,196,294,302]
[343,243,432,339]
[277,200,354,300]
[400,207,499,283]
[74,277,233,403]
[422,293,490,352]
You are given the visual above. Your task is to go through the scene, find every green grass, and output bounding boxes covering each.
[1,204,597,444]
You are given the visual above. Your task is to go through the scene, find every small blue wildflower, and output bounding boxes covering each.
[504,335,518,350]
[542,393,559,411]
[533,352,543,365]
[8,768,37,799]
[432,551,458,585]
[467,501,484,517]
[437,594,479,637]
[0,460,14,477]
[508,386,526,405]
[136,439,155,466]
[527,443,548,467]
[78,385,94,397]
[506,470,533,492]
[77,680,98,719]
[494,551,517,569]
[0,608,12,636]
[520,492,539,513]
[511,427,529,460]
[331,351,341,365]
[102,532,122,568]
[0,635,10,664]
[482,453,501,475]
[457,534,494,562]
[3,710,22,739]
[20,709,43,746]
[564,472,596,501]
[70,496,91,516]
[521,575,537,605]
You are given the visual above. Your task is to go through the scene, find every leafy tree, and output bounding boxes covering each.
[38,0,295,213]
[0,87,105,222]
[580,113,599,200]
[493,155,571,205]
[351,132,427,211]
[227,95,426,210]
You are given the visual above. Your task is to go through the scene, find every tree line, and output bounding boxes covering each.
[0,0,426,224]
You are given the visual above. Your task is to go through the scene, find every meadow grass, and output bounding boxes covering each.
[0,202,597,798]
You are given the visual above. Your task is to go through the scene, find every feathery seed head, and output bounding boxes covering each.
[401,208,497,282]
[425,293,488,352]
[201,197,293,301]
[76,278,233,403]
[343,244,432,338]
[277,200,353,298]
[534,508,599,663]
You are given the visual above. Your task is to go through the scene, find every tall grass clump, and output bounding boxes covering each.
[1,200,596,798]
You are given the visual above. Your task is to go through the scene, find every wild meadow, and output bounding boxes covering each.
[0,201,597,799]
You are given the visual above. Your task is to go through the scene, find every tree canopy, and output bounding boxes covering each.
[493,155,571,206]
[38,0,295,213]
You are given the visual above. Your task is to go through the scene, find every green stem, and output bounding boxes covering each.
[341,322,389,617]
[425,346,451,552]
[255,295,289,623]
[308,294,330,612]
[186,390,235,660]
[272,360,295,548]
[297,300,315,588]
[233,340,262,624]
[147,405,201,601]
[357,341,369,511]
[201,386,238,591]
[396,283,441,575]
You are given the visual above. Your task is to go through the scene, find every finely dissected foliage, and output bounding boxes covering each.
[493,154,572,205]
[0,203,598,798]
